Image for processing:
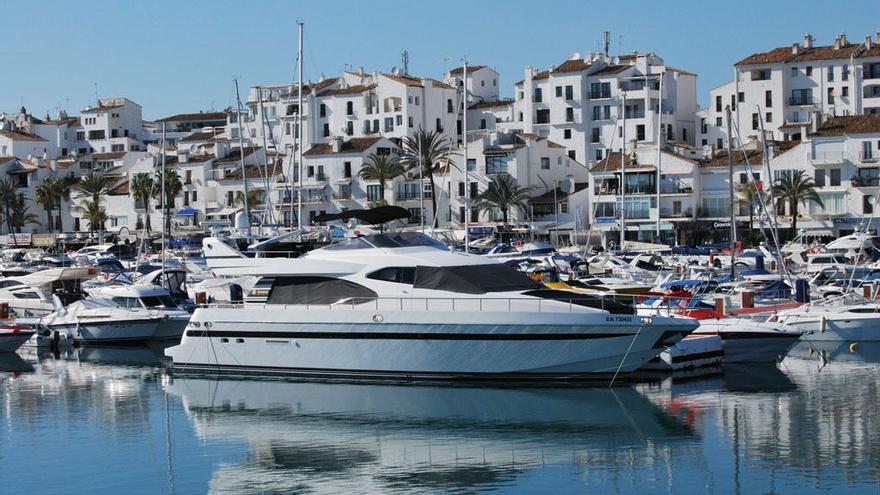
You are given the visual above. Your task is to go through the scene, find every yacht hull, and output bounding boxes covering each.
[693,319,802,363]
[151,314,190,341]
[783,316,880,342]
[49,318,161,344]
[0,330,35,353]
[167,307,696,381]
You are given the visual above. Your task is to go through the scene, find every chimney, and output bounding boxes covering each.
[803,33,813,48]
[867,36,873,50]
[792,43,800,55]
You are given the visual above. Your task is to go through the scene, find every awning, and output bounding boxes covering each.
[175,208,199,216]
[207,206,240,217]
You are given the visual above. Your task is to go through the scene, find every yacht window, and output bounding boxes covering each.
[12,291,41,300]
[267,277,378,304]
[323,237,373,251]
[413,264,541,294]
[111,297,142,308]
[0,280,23,289]
[141,295,175,308]
[523,289,635,315]
[366,267,416,284]
[846,307,880,313]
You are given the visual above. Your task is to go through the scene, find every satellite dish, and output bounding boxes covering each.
[559,176,575,194]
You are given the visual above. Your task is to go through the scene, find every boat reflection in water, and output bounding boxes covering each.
[168,377,696,493]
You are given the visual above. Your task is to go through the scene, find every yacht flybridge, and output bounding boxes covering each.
[166,231,698,381]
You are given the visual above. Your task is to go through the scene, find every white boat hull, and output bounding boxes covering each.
[152,313,190,341]
[781,315,880,342]
[49,318,161,344]
[693,319,801,363]
[167,306,696,381]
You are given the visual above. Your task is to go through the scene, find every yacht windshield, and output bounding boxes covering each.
[413,264,542,294]
[324,232,447,251]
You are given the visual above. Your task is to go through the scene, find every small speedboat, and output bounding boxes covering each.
[39,300,164,345]
[0,322,36,353]
[681,309,802,363]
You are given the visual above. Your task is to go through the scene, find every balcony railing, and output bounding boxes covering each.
[811,151,848,164]
[788,96,818,106]
[659,209,693,218]
[852,176,880,187]
[860,152,878,163]
[588,91,612,100]
[660,184,693,194]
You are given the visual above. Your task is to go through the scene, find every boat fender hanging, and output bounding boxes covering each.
[819,315,826,333]
[849,342,859,353]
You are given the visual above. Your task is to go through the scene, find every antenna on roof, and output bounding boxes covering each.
[401,50,410,76]
[603,31,611,57]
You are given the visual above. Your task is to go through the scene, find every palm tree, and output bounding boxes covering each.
[737,182,767,246]
[358,153,404,205]
[773,170,823,237]
[474,174,533,225]
[234,189,263,208]
[34,177,70,232]
[153,168,183,234]
[130,172,154,232]
[0,179,17,234]
[77,172,109,204]
[73,199,108,234]
[10,193,40,233]
[400,130,456,226]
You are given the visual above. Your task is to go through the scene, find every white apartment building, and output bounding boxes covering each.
[76,98,145,155]
[487,52,698,167]
[699,31,880,149]
[444,65,501,104]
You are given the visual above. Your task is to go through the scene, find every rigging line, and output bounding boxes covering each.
[609,322,643,387]
[730,114,791,286]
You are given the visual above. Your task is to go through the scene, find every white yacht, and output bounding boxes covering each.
[166,232,698,381]
[772,294,880,342]
[39,299,165,344]
[83,285,190,341]
[0,267,95,316]
[0,323,35,353]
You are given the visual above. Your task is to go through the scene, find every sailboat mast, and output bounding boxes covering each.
[256,85,274,225]
[297,21,304,229]
[463,60,469,251]
[724,105,736,278]
[619,92,627,250]
[655,71,663,240]
[234,79,251,237]
[160,122,166,280]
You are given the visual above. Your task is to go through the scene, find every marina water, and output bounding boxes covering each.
[1,341,878,494]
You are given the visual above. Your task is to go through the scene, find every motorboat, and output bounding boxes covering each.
[679,308,802,363]
[167,229,698,382]
[0,266,95,316]
[772,294,880,342]
[39,299,164,344]
[0,322,35,353]
[82,284,190,341]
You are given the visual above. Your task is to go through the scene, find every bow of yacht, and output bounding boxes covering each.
[166,232,697,382]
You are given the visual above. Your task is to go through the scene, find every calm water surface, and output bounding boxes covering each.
[1,341,878,494]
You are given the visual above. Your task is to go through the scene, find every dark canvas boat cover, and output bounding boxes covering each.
[267,276,378,304]
[313,206,410,225]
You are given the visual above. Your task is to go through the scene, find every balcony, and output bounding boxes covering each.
[660,183,693,194]
[811,151,847,165]
[332,190,352,200]
[659,208,693,218]
[396,191,431,201]
[588,91,612,100]
[852,175,880,187]
[788,96,817,106]
[860,152,878,164]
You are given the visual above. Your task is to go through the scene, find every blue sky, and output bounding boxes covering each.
[3,0,878,120]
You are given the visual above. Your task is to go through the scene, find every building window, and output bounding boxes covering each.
[843,64,849,81]
[830,168,841,186]
[533,88,542,103]
[435,118,443,133]
[595,149,603,161]
[636,124,646,141]
[414,96,420,105]
[565,85,574,100]
[717,138,724,149]
[320,104,326,117]
[814,169,825,187]
[307,166,315,178]
[485,155,508,175]
[806,66,812,76]
[752,113,759,130]
[447,99,453,113]
[536,109,550,124]
[716,117,723,127]
[591,128,600,143]
[737,92,745,103]
[408,116,413,128]
[323,123,330,137]
[865,195,874,214]
[407,207,422,224]
[700,118,707,134]
[346,121,353,136]
[682,128,687,142]
[567,150,576,160]
[765,90,772,108]
[346,101,353,116]
[396,115,402,126]
[192,190,197,202]
[564,129,572,139]
[766,112,773,123]
[565,107,574,123]
[590,82,611,99]
[555,86,562,97]
[366,184,382,201]
[541,157,550,169]
[467,158,476,171]
[842,87,849,97]
[480,118,486,130]
[828,66,835,82]
[715,95,722,112]
[343,161,351,178]
[384,117,394,132]
[791,67,798,77]
[827,88,835,105]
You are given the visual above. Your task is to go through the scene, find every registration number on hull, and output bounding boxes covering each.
[605,316,634,323]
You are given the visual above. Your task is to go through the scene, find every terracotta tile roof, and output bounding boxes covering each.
[532,69,551,80]
[82,102,124,113]
[304,137,385,156]
[156,111,228,123]
[812,114,880,137]
[216,147,259,164]
[699,140,799,168]
[448,65,486,75]
[546,140,565,149]
[590,152,654,173]
[528,182,589,204]
[554,58,591,74]
[184,154,215,163]
[108,180,130,196]
[381,73,424,87]
[591,64,630,76]
[427,79,457,90]
[5,161,38,174]
[179,130,223,143]
[0,129,47,142]
[469,99,513,109]
[44,116,80,126]
[483,144,525,155]
[321,84,377,96]
[90,151,126,161]
[0,156,17,165]
[735,41,867,66]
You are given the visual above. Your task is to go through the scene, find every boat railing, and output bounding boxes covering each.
[197,294,692,318]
